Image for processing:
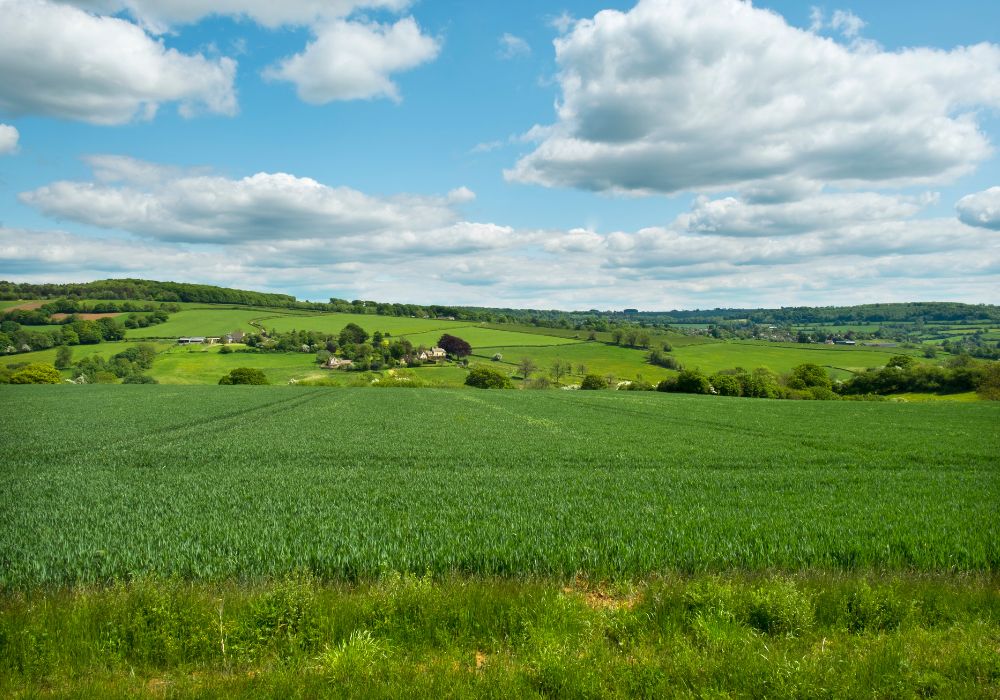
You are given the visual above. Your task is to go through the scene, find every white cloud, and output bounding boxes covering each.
[830,10,865,40]
[498,33,531,59]
[57,0,411,32]
[0,0,236,125]
[263,17,439,103]
[507,0,1000,195]
[956,187,1000,231]
[0,124,18,155]
[679,192,935,237]
[20,156,485,244]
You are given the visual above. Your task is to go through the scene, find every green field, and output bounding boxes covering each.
[124,308,290,338]
[402,325,581,349]
[2,386,996,587]
[3,341,173,375]
[473,341,673,382]
[672,340,924,378]
[261,311,461,337]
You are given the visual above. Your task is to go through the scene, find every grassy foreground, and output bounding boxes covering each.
[3,572,998,698]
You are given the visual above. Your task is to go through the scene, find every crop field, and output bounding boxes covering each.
[1,386,996,587]
[124,308,299,339]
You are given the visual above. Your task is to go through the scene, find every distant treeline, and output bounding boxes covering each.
[0,279,296,307]
[2,279,997,328]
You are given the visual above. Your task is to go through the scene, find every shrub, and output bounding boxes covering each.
[219,368,270,385]
[580,374,607,390]
[465,365,513,389]
[123,374,158,384]
[10,363,62,384]
[674,369,712,394]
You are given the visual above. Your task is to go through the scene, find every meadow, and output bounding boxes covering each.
[671,340,925,379]
[2,386,996,587]
[123,308,292,339]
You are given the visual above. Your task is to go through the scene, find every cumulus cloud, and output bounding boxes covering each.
[263,17,440,103]
[0,124,18,155]
[956,187,1000,231]
[678,192,935,237]
[0,0,237,125]
[498,33,531,59]
[20,156,485,244]
[507,0,1000,195]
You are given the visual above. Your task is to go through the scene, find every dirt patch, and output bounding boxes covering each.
[1,301,45,313]
[50,312,122,320]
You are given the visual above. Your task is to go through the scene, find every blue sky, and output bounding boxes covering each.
[0,0,997,309]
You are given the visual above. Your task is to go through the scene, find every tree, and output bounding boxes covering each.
[219,367,270,385]
[977,362,1000,400]
[465,365,513,389]
[886,354,916,370]
[550,359,570,384]
[438,334,472,357]
[611,329,624,345]
[338,323,369,346]
[10,363,62,384]
[580,373,607,390]
[55,345,73,369]
[787,363,832,390]
[517,357,538,383]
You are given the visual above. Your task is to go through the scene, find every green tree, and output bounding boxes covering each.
[788,363,832,389]
[10,363,62,384]
[55,345,73,369]
[338,323,369,347]
[464,365,513,389]
[219,368,270,385]
[886,355,917,370]
[977,362,1000,400]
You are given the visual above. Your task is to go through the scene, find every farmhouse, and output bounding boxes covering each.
[324,357,354,369]
[419,347,447,363]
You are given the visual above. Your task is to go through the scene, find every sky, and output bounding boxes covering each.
[0,0,997,310]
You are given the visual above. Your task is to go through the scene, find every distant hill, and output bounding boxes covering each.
[1,277,997,327]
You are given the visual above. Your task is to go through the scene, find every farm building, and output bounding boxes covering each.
[178,337,206,345]
[324,357,354,369]
[419,347,447,362]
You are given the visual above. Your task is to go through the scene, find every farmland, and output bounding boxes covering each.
[3,386,996,586]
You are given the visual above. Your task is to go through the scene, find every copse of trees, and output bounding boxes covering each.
[219,368,270,385]
[837,356,989,396]
[465,365,513,389]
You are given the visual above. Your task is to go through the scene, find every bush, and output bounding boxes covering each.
[10,363,62,384]
[710,373,742,397]
[580,374,607,390]
[674,369,712,394]
[123,374,158,384]
[219,368,270,385]
[464,365,513,389]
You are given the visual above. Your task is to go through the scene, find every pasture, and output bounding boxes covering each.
[1,386,996,587]
[472,341,672,382]
[261,311,460,337]
[671,340,924,378]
